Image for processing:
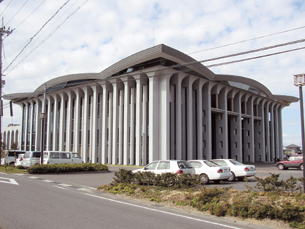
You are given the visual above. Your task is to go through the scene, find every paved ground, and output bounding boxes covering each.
[21,161,304,192]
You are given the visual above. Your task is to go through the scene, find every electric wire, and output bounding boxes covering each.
[4,0,88,75]
[188,25,305,55]
[3,43,304,104]
[5,0,29,26]
[3,0,71,73]
[7,0,45,32]
[0,0,13,17]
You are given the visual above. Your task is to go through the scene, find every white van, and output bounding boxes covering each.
[43,151,83,165]
[1,150,26,165]
[23,151,42,168]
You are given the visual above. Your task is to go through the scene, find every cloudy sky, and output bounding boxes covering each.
[0,0,304,147]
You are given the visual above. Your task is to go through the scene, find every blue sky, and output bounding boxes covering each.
[0,0,305,147]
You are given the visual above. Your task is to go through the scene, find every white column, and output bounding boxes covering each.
[148,75,159,162]
[142,84,148,164]
[111,81,119,164]
[122,78,131,165]
[101,85,108,164]
[34,99,42,151]
[81,87,90,163]
[135,76,143,165]
[73,89,81,155]
[118,89,124,164]
[59,93,65,151]
[130,87,135,164]
[91,86,99,163]
[46,96,52,151]
[53,95,59,151]
[108,91,113,164]
[66,90,73,151]
[186,76,197,160]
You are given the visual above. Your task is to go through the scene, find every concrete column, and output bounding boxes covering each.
[46,96,52,151]
[72,89,81,155]
[135,76,143,165]
[108,91,113,164]
[148,73,159,162]
[52,95,59,151]
[81,87,90,163]
[142,84,148,164]
[59,93,65,151]
[118,89,124,164]
[101,84,109,164]
[91,86,99,163]
[111,81,119,165]
[66,90,73,151]
[122,78,131,165]
[130,87,135,164]
[34,99,42,151]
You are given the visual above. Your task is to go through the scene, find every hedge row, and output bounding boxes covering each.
[113,168,200,188]
[26,163,108,174]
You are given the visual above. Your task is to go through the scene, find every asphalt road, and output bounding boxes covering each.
[15,162,304,191]
[0,172,273,229]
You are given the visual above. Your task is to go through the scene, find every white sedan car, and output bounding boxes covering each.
[188,160,231,184]
[14,154,25,166]
[132,160,195,175]
[211,159,256,181]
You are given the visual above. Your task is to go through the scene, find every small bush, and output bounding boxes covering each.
[27,163,108,174]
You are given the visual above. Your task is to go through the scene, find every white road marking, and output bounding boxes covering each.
[41,180,54,183]
[0,177,19,185]
[83,193,242,229]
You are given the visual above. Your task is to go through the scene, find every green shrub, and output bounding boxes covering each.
[114,169,135,183]
[208,202,227,216]
[27,163,108,174]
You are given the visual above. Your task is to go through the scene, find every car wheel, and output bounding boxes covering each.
[214,180,220,184]
[199,174,209,184]
[300,164,303,170]
[228,172,236,182]
[277,163,285,170]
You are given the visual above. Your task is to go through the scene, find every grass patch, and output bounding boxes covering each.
[0,165,27,174]
[98,171,305,228]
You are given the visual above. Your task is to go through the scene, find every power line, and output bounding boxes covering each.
[5,0,29,26]
[3,0,71,73]
[0,0,13,17]
[10,0,45,31]
[188,25,305,55]
[3,42,305,103]
[4,0,89,75]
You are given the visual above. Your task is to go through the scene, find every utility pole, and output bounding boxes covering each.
[0,20,12,166]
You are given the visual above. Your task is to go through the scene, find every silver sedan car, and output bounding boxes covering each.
[211,159,256,181]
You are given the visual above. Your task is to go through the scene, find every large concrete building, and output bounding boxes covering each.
[3,44,298,165]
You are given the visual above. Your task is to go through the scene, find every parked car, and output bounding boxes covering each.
[132,160,195,175]
[15,153,25,166]
[1,150,26,165]
[276,154,303,170]
[22,151,42,168]
[211,159,256,181]
[43,151,83,165]
[188,160,231,184]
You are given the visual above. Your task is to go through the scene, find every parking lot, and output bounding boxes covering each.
[26,162,304,191]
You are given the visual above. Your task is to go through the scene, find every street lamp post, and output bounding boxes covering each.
[294,73,305,193]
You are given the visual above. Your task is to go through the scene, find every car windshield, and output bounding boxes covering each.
[229,160,244,165]
[204,161,219,167]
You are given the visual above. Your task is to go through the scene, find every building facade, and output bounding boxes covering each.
[4,44,298,165]
[1,124,21,150]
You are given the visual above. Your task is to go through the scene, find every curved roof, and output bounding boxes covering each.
[3,44,298,105]
[214,74,273,98]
